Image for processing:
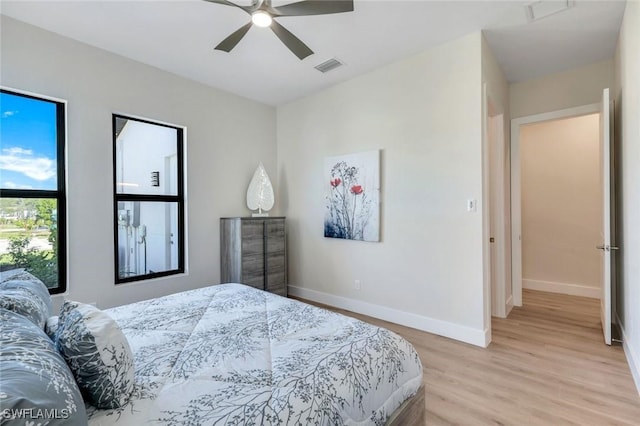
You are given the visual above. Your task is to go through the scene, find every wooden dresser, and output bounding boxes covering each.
[220,217,286,296]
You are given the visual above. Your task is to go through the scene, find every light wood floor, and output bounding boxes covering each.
[301,289,640,425]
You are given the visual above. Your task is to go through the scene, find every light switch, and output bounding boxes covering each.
[467,199,477,212]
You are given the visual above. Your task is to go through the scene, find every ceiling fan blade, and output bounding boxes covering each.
[202,0,251,14]
[273,0,353,17]
[215,22,253,52]
[270,20,313,60]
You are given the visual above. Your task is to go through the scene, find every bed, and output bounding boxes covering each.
[85,283,424,425]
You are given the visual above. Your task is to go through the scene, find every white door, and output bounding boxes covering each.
[489,113,507,318]
[598,88,613,345]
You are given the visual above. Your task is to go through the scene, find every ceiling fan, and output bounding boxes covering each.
[204,0,354,60]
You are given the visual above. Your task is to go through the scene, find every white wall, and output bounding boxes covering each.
[520,114,602,298]
[278,33,489,346]
[511,59,614,119]
[614,0,640,394]
[1,16,277,309]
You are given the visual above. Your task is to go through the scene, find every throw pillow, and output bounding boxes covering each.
[56,301,135,409]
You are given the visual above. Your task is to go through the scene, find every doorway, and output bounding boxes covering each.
[519,113,601,298]
[483,86,511,327]
[488,108,510,318]
[510,91,614,345]
[511,103,600,304]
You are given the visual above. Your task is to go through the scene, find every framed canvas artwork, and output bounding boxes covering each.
[324,150,380,242]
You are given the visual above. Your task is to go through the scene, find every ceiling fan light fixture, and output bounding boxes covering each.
[252,10,272,27]
[207,0,354,59]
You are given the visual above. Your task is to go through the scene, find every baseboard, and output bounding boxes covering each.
[483,327,491,347]
[505,294,514,316]
[618,314,640,396]
[288,285,488,348]
[523,279,600,299]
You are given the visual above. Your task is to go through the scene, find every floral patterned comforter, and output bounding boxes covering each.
[87,284,423,425]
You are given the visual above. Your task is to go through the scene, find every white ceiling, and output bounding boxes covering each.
[0,0,626,106]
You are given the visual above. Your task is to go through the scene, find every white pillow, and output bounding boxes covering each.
[56,301,135,409]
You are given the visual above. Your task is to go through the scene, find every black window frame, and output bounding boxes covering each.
[0,88,67,294]
[112,114,185,284]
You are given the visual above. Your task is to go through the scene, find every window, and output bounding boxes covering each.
[113,115,184,283]
[0,89,67,294]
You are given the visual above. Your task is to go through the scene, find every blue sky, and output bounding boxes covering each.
[0,91,58,190]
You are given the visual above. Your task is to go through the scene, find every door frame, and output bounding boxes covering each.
[510,103,600,306]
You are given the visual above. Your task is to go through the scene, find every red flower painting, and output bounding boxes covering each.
[325,154,378,241]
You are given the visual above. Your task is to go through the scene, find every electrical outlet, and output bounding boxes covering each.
[354,280,361,290]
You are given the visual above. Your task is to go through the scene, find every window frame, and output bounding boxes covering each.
[112,114,185,284]
[0,88,67,294]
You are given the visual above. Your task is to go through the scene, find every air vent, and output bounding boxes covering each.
[525,0,574,22]
[314,58,344,73]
